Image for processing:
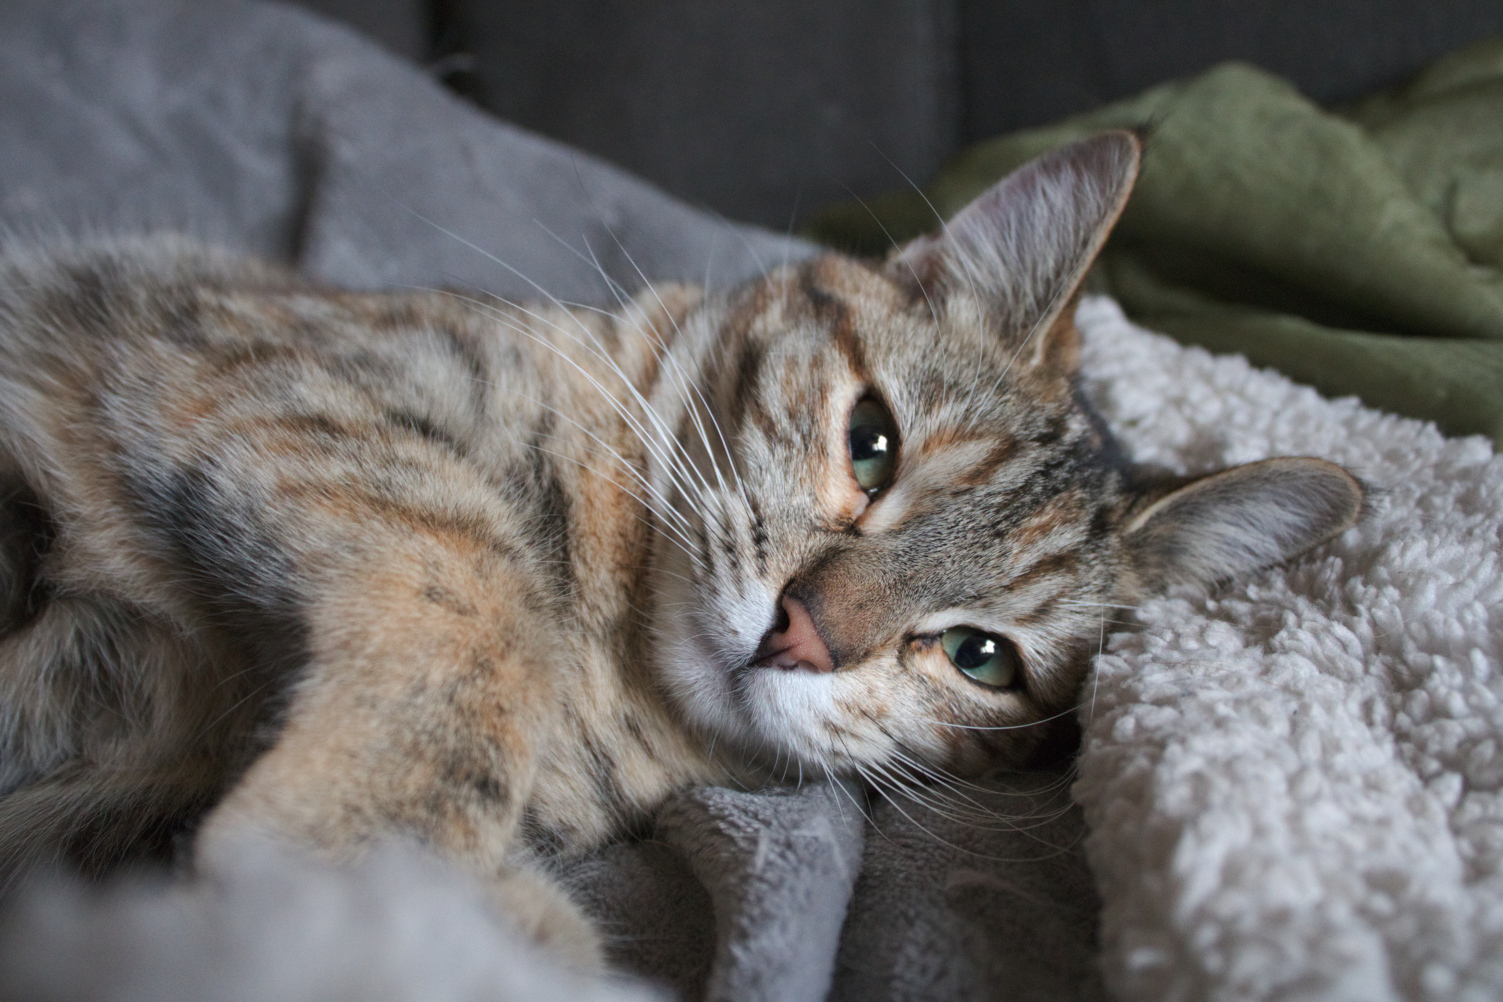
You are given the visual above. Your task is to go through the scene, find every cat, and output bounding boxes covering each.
[0,131,1362,964]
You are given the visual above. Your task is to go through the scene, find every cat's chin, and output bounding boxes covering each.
[655,626,883,776]
[656,628,774,761]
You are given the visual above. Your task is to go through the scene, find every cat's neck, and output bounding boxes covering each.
[493,293,732,855]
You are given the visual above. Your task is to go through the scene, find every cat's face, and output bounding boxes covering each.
[649,256,1128,777]
[644,133,1362,780]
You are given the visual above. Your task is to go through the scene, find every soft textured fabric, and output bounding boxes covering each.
[0,842,667,1002]
[809,42,1503,446]
[1072,295,1503,1001]
[830,769,1105,1002]
[566,781,871,1002]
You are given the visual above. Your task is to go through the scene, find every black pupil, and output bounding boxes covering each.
[850,426,889,462]
[954,633,998,670]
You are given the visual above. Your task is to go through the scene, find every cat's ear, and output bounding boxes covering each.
[1124,457,1364,589]
[890,131,1140,367]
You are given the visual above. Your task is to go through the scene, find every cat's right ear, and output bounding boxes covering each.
[1124,457,1365,590]
[888,131,1140,346]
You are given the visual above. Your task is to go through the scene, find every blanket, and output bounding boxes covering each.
[809,43,1503,448]
[1,3,1500,1001]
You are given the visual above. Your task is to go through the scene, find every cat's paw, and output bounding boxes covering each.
[489,867,604,971]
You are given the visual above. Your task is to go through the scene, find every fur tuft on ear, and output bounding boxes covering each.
[890,131,1140,343]
[1125,457,1364,589]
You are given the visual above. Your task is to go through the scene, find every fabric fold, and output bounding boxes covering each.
[654,781,865,1002]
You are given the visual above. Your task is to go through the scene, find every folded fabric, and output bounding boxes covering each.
[809,41,1503,446]
[0,0,800,301]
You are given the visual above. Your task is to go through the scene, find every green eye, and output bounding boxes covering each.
[941,627,1020,689]
[848,398,898,493]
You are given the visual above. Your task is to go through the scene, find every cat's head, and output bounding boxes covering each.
[644,132,1362,779]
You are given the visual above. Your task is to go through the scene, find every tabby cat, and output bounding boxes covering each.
[0,133,1361,963]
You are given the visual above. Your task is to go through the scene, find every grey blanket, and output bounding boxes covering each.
[0,2,1101,1000]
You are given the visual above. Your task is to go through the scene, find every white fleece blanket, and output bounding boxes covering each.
[1073,295,1503,1002]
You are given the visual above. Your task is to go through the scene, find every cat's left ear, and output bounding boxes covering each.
[890,131,1140,368]
[1123,457,1365,589]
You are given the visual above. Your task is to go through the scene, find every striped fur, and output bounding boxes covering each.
[0,133,1362,964]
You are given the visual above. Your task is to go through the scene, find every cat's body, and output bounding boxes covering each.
[0,239,720,948]
[0,134,1363,963]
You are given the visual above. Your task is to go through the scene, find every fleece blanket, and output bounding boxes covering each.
[809,43,1503,447]
[1,3,1501,1001]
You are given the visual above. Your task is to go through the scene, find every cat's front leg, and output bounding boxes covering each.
[192,534,601,967]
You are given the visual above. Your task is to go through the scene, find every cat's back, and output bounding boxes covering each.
[0,236,672,618]
[0,236,300,370]
[0,235,502,416]
[0,237,621,512]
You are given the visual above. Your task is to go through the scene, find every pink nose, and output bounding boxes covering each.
[755,596,834,673]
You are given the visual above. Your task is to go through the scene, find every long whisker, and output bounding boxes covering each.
[546,175,754,515]
[536,231,736,522]
[867,750,1078,843]
[520,396,697,537]
[927,700,1082,732]
[1086,600,1107,730]
[856,760,1000,855]
[834,180,941,332]
[876,738,1064,828]
[430,288,716,517]
[522,443,702,565]
[398,220,719,510]
[583,227,752,511]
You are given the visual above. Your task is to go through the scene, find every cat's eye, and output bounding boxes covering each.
[848,398,898,493]
[941,627,1020,689]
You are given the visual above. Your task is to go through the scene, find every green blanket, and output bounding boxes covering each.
[809,40,1503,446]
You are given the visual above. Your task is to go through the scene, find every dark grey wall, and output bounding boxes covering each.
[455,0,958,230]
[278,0,1503,228]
